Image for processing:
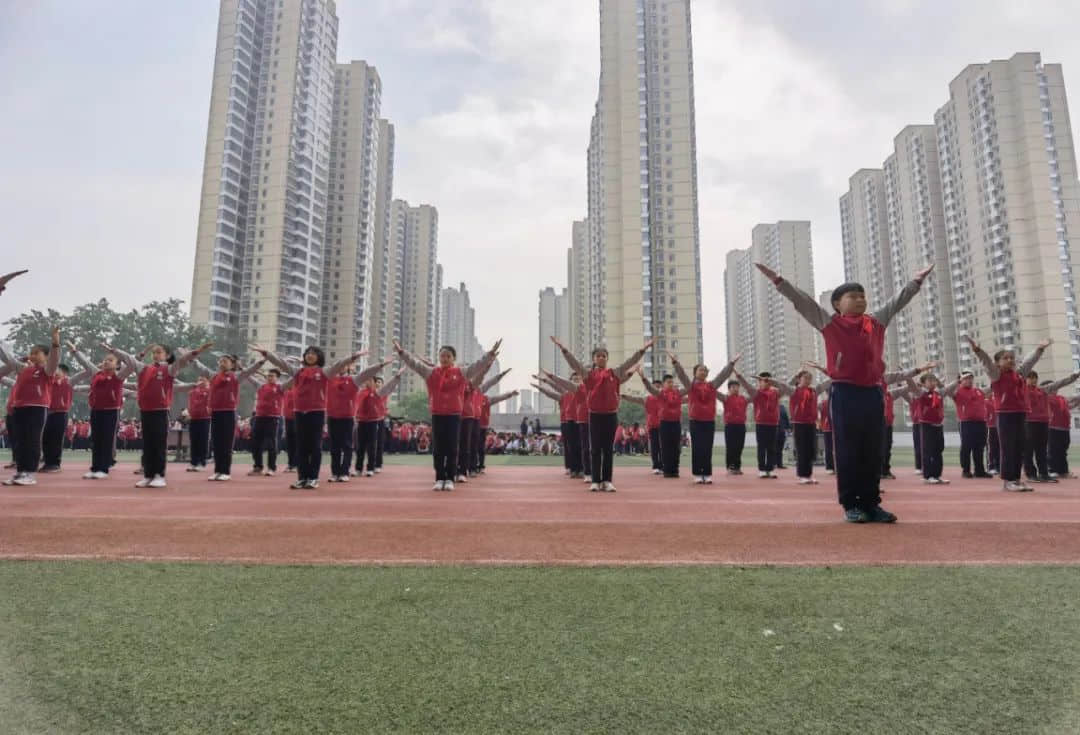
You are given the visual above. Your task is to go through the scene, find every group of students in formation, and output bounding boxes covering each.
[3,264,1080,523]
[0,329,514,490]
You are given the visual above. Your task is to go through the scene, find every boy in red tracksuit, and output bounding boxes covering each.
[944,370,991,478]
[906,373,948,484]
[734,370,788,479]
[1024,370,1080,483]
[4,328,62,486]
[718,380,748,474]
[248,369,285,476]
[759,261,932,522]
[639,371,687,478]
[1049,391,1080,478]
[787,370,829,485]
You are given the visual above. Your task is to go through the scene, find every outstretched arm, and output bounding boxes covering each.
[639,371,661,397]
[0,342,20,371]
[815,379,832,395]
[353,358,392,386]
[393,341,434,380]
[883,363,934,385]
[249,345,293,375]
[757,263,830,331]
[888,385,909,400]
[540,370,577,394]
[1019,339,1052,376]
[188,357,215,379]
[488,390,518,406]
[237,358,267,383]
[464,340,502,383]
[669,352,693,391]
[171,342,214,376]
[480,368,511,395]
[377,368,407,397]
[1045,370,1080,395]
[70,344,98,375]
[734,371,758,399]
[942,379,960,398]
[620,393,646,407]
[534,384,562,402]
[325,350,366,379]
[770,378,793,397]
[964,337,1001,381]
[872,264,934,326]
[709,355,741,389]
[549,336,588,379]
[614,340,654,382]
[44,328,61,376]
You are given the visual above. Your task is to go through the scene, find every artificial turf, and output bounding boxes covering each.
[2,563,1080,733]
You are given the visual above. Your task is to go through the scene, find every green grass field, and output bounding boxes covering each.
[2,563,1080,734]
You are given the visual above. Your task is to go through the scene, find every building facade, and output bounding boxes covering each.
[369,118,396,361]
[538,286,570,414]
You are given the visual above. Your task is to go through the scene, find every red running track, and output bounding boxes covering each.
[2,463,1080,565]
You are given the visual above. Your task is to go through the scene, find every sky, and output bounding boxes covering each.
[4,0,1080,391]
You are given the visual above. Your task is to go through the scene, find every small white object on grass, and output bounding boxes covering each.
[762,629,775,637]
[833,623,844,632]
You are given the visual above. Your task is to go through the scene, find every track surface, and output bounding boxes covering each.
[2,463,1080,565]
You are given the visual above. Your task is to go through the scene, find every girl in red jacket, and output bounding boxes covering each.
[2,328,61,486]
[550,336,652,492]
[192,354,266,481]
[785,369,831,485]
[355,368,404,478]
[733,370,790,479]
[71,345,135,479]
[966,336,1049,492]
[243,368,286,476]
[639,369,688,479]
[669,351,739,484]
[1022,370,1079,483]
[395,339,500,491]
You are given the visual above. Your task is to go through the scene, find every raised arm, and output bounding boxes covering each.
[173,381,196,395]
[708,355,740,389]
[394,341,434,380]
[883,363,932,385]
[549,336,588,379]
[172,342,214,376]
[354,358,391,386]
[0,342,19,371]
[540,370,577,394]
[324,351,366,379]
[44,328,61,376]
[377,368,406,397]
[614,340,654,382]
[70,344,98,375]
[249,345,293,375]
[488,390,518,406]
[464,340,501,383]
[237,358,267,383]
[942,379,960,398]
[872,264,934,327]
[757,263,830,331]
[964,337,1000,381]
[620,393,646,407]
[669,353,693,391]
[888,384,910,400]
[816,379,832,395]
[639,371,661,397]
[188,357,215,379]
[534,383,562,402]
[1018,339,1051,376]
[770,379,794,397]
[1068,395,1080,409]
[480,368,511,395]
[734,371,758,399]
[1045,370,1080,395]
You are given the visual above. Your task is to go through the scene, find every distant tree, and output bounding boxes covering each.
[618,399,645,426]
[395,391,431,423]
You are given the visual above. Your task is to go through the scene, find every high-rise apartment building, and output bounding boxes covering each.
[321,61,381,362]
[882,125,957,380]
[441,282,482,365]
[723,222,817,379]
[191,0,339,356]
[840,169,900,366]
[389,200,440,395]
[936,53,1080,378]
[369,119,396,361]
[538,286,570,414]
[567,220,593,360]
[591,0,703,375]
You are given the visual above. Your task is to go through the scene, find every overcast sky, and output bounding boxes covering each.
[4,0,1080,390]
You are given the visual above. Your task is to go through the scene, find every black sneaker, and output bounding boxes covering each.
[844,508,870,523]
[1038,475,1059,483]
[962,471,974,479]
[866,506,898,523]
[974,473,993,478]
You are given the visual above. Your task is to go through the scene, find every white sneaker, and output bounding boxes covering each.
[798,477,813,485]
[217,474,231,482]
[374,468,381,474]
[457,475,468,483]
[694,476,705,484]
[1003,481,1026,492]
[589,482,600,491]
[148,476,167,488]
[135,478,151,488]
[13,473,36,486]
[83,471,97,479]
[704,476,713,484]
[826,469,835,475]
[652,469,662,475]
[584,476,592,484]
[913,469,923,475]
[604,482,616,492]
[93,471,107,479]
[1049,472,1060,479]
[766,472,778,479]
[443,480,455,491]
[433,481,444,491]
[365,471,374,477]
[264,470,275,477]
[208,474,220,481]
[938,477,950,485]
[758,471,769,478]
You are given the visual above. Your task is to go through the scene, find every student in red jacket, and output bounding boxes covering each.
[256,345,367,490]
[906,373,948,484]
[1049,391,1080,478]
[785,369,831,485]
[1023,370,1079,483]
[944,370,992,478]
[966,335,1049,492]
[183,376,212,471]
[542,377,576,476]
[985,390,999,475]
[3,327,61,486]
[734,370,789,479]
[395,339,500,491]
[538,371,587,479]
[717,380,749,475]
[639,370,687,479]
[39,359,90,472]
[475,383,515,475]
[325,359,392,483]
[355,368,404,478]
[245,368,285,476]
[670,351,739,484]
[550,336,652,492]
[759,261,931,522]
[192,354,265,481]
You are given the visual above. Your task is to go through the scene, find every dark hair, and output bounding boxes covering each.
[830,282,865,310]
[267,368,281,377]
[758,371,772,379]
[438,345,457,359]
[728,380,739,387]
[31,344,50,356]
[662,373,674,381]
[1027,370,1039,380]
[919,373,936,384]
[570,371,579,378]
[303,346,326,367]
[592,346,609,358]
[374,376,384,384]
[692,363,707,375]
[57,363,70,374]
[993,349,1013,363]
[652,379,662,386]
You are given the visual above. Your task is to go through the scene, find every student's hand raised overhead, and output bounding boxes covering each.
[666,350,679,364]
[917,361,939,373]
[194,342,215,354]
[549,335,566,350]
[729,353,742,365]
[0,270,28,294]
[754,263,780,282]
[962,335,981,352]
[1039,338,1054,350]
[914,263,935,283]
